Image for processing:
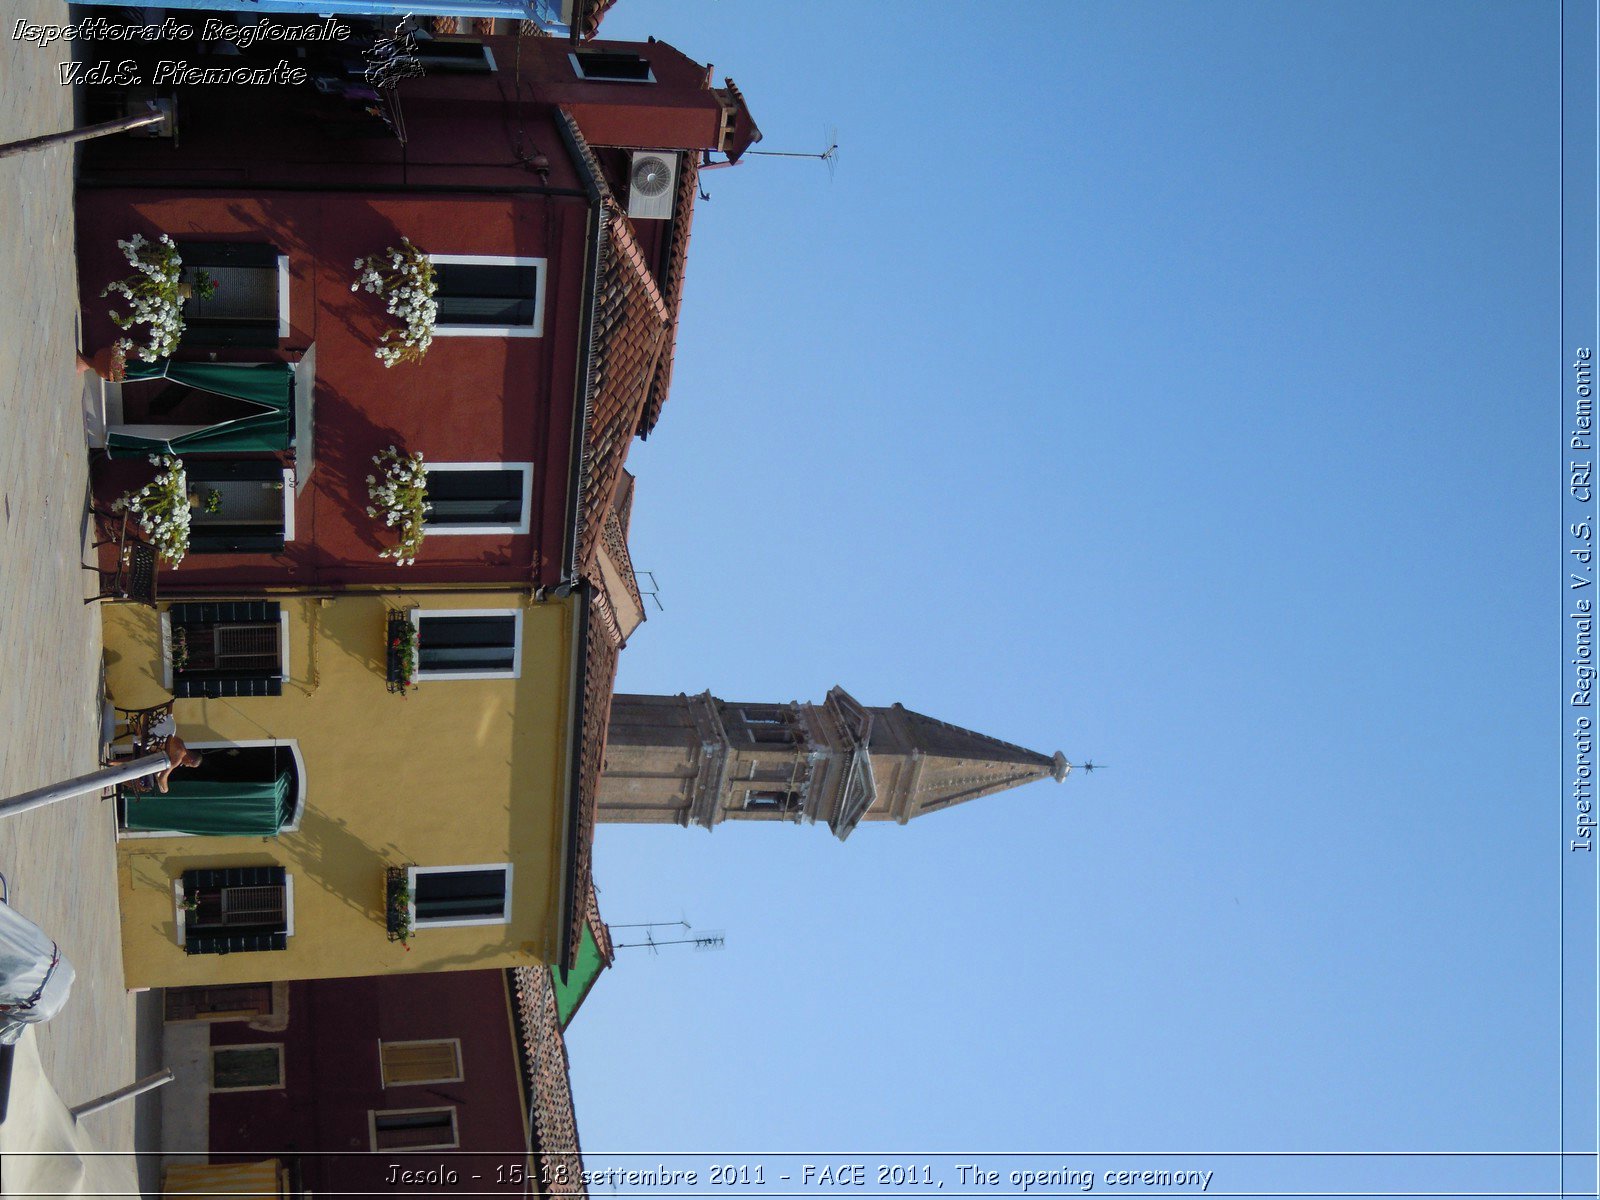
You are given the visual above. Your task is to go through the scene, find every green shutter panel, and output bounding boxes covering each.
[180,866,289,956]
[176,242,280,269]
[170,603,283,697]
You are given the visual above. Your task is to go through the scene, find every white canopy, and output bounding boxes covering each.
[0,1029,139,1197]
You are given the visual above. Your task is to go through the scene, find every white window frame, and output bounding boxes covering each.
[422,462,534,536]
[427,254,546,338]
[276,254,292,339]
[378,1038,465,1088]
[209,1043,285,1093]
[406,863,513,929]
[409,608,523,681]
[568,50,655,83]
[128,738,308,840]
[369,1105,460,1152]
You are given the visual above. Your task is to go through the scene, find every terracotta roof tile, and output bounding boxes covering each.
[584,880,613,965]
[510,966,586,1196]
[575,203,670,575]
[564,586,621,970]
[638,154,699,438]
[573,0,619,41]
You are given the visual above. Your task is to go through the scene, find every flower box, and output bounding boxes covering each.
[385,864,415,945]
[386,611,417,694]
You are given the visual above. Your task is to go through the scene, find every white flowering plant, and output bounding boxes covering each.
[351,239,438,368]
[367,446,429,565]
[113,455,191,565]
[99,234,215,367]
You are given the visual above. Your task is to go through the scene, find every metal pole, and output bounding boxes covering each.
[0,754,168,819]
[0,109,164,162]
[68,1068,174,1120]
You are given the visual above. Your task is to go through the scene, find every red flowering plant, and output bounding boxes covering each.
[386,615,419,694]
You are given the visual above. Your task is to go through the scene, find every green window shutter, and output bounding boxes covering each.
[170,603,283,696]
[180,866,289,955]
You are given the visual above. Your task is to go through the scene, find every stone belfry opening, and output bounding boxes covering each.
[598,687,1070,840]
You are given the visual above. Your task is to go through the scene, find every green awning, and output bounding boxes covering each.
[124,769,293,837]
[551,920,607,1027]
[108,359,293,457]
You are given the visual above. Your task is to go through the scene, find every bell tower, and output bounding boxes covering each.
[598,687,1071,840]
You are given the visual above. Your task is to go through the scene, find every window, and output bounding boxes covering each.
[165,602,287,697]
[411,35,496,72]
[175,241,289,347]
[429,256,545,337]
[743,789,801,814]
[380,1039,464,1087]
[423,464,533,536]
[407,864,512,928]
[411,610,522,680]
[179,867,293,956]
[185,462,294,556]
[569,50,654,82]
[166,984,276,1023]
[211,1045,284,1092]
[370,1107,459,1151]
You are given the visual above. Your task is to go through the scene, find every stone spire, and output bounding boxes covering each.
[597,687,1068,840]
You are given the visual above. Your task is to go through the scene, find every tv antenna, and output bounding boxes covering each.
[701,127,839,198]
[612,920,726,955]
[636,570,664,612]
[745,126,840,181]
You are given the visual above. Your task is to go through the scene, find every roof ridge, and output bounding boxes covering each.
[893,704,1056,765]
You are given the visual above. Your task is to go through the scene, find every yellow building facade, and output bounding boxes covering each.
[103,591,581,990]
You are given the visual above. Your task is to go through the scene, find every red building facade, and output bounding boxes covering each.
[170,968,576,1197]
[78,28,757,594]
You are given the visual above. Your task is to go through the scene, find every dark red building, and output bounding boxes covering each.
[160,892,612,1197]
[78,26,758,593]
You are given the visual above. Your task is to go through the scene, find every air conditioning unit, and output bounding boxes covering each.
[627,151,678,220]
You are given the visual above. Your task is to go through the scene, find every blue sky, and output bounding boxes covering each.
[566,0,1565,1183]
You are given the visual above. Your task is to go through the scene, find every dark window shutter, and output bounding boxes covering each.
[171,602,282,696]
[187,459,284,483]
[414,868,507,921]
[189,526,287,555]
[426,469,524,526]
[170,601,280,625]
[181,866,289,955]
[175,676,283,699]
[175,241,280,269]
[416,614,516,673]
[183,318,280,348]
[433,263,539,326]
